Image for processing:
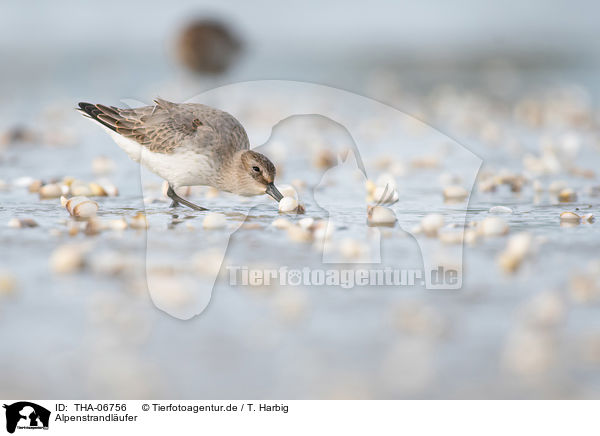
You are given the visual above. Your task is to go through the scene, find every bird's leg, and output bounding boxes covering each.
[166,185,207,211]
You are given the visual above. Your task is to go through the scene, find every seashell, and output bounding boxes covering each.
[557,188,577,203]
[297,217,315,230]
[50,244,86,274]
[91,155,116,175]
[313,222,334,241]
[464,229,479,245]
[39,183,63,199]
[287,225,313,243]
[372,185,399,204]
[202,212,226,229]
[367,205,396,226]
[72,201,99,218]
[421,214,445,237]
[0,271,17,295]
[271,217,292,229]
[581,213,595,223]
[278,184,298,199]
[559,211,580,223]
[84,218,103,235]
[376,173,397,190]
[498,232,532,273]
[438,229,464,244]
[101,183,119,197]
[489,206,513,214]
[442,185,468,201]
[28,179,43,193]
[365,179,376,195]
[130,212,148,229]
[532,180,543,192]
[105,218,127,231]
[8,218,38,228]
[479,217,509,237]
[70,183,93,197]
[88,182,107,197]
[279,196,299,213]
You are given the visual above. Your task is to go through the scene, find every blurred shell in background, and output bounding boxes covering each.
[176,18,243,74]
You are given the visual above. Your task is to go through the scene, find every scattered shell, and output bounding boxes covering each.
[28,179,43,193]
[581,213,595,223]
[557,188,577,202]
[0,271,17,295]
[72,201,99,218]
[271,217,292,229]
[479,217,509,237]
[8,218,38,228]
[88,182,107,197]
[39,183,63,199]
[130,212,148,229]
[101,183,119,197]
[297,217,315,230]
[107,218,128,231]
[421,214,445,237]
[279,196,299,213]
[287,225,313,243]
[442,185,468,201]
[367,206,396,226]
[548,180,568,194]
[70,183,93,197]
[489,206,513,214]
[278,184,298,199]
[371,185,399,204]
[438,229,464,244]
[202,212,226,229]
[559,211,581,223]
[50,244,86,274]
[64,196,98,218]
[498,232,533,273]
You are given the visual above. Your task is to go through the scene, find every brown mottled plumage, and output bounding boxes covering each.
[78,99,282,210]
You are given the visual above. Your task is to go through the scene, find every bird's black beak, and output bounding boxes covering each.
[266,183,283,202]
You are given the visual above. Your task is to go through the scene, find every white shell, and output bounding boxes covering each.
[271,217,292,229]
[421,214,445,237]
[489,206,513,214]
[130,212,148,229]
[480,217,509,236]
[278,184,298,199]
[297,217,315,230]
[367,206,396,226]
[72,201,99,218]
[557,188,577,202]
[50,244,85,274]
[287,225,313,243]
[559,211,581,223]
[372,185,399,204]
[279,196,298,213]
[39,183,63,199]
[443,185,468,201]
[202,212,226,229]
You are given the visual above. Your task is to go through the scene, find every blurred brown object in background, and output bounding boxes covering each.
[176,19,242,74]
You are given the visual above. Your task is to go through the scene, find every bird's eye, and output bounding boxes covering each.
[252,166,260,172]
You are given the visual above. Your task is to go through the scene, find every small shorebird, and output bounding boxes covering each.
[77,99,283,210]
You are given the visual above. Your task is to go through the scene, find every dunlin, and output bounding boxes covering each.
[78,99,283,210]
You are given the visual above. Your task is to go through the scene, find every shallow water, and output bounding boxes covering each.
[1,50,600,398]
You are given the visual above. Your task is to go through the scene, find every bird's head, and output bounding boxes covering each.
[234,150,283,201]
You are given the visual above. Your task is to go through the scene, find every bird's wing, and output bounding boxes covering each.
[77,99,218,154]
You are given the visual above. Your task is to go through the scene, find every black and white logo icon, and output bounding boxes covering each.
[3,402,50,433]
